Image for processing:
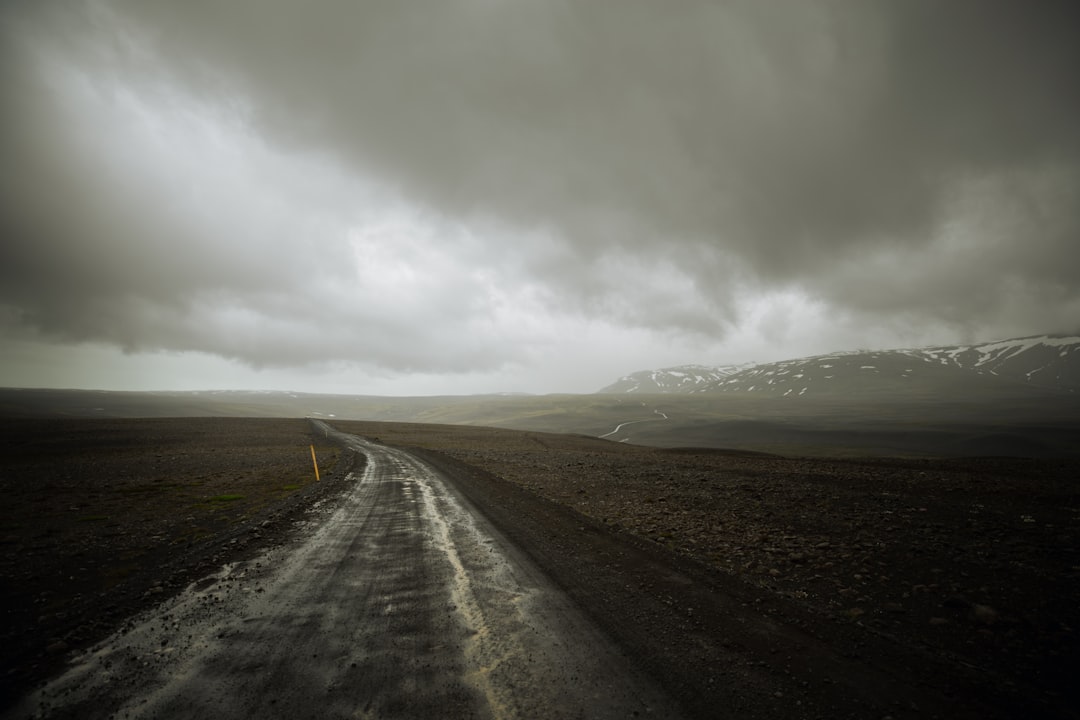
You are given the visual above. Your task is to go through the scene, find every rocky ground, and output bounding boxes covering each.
[2,417,1078,718]
[0,418,351,708]
[337,420,1080,719]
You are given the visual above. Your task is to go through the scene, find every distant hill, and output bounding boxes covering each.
[598,335,1080,397]
[597,364,748,393]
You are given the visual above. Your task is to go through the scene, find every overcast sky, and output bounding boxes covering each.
[3,1,1078,395]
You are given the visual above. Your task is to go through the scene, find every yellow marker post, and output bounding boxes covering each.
[310,444,320,481]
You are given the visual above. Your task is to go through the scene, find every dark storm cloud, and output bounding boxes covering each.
[3,0,1079,378]
[111,0,1080,306]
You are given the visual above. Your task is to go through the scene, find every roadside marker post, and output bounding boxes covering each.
[310,444,320,481]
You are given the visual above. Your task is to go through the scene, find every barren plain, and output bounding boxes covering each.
[2,417,1078,718]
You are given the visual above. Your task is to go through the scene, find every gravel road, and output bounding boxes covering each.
[8,422,677,719]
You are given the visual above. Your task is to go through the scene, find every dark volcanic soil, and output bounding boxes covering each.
[0,418,352,708]
[335,420,1080,720]
[2,417,1079,719]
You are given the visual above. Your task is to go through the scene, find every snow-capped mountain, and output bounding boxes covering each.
[597,364,748,394]
[704,349,991,398]
[912,335,1080,390]
[598,335,1080,396]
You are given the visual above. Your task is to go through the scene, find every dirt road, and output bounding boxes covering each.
[9,422,677,719]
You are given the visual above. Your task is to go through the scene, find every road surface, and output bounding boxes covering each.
[598,409,669,441]
[12,423,679,719]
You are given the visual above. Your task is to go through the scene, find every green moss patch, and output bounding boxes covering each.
[206,494,245,503]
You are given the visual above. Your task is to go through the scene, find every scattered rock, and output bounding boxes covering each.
[972,604,999,625]
[942,595,971,610]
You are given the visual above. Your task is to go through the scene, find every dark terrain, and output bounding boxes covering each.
[4,387,1078,459]
[0,418,349,710]
[2,417,1078,718]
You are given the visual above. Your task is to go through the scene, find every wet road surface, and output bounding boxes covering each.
[12,423,679,719]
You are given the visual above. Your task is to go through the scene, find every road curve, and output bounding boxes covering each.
[11,422,678,719]
[598,409,669,441]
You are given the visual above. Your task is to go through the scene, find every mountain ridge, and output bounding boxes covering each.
[597,363,750,394]
[598,334,1080,396]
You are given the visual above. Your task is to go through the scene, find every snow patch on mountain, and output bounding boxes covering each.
[598,335,1080,396]
[597,363,751,394]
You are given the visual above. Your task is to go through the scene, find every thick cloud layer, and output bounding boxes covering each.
[3,1,1079,391]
